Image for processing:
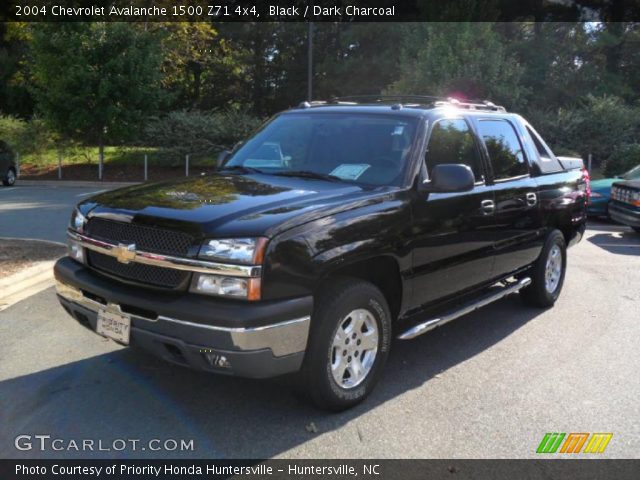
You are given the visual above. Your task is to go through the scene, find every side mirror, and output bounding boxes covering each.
[217,149,231,169]
[420,164,475,193]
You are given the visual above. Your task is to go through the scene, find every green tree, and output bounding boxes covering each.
[531,95,640,167]
[29,22,165,178]
[313,23,407,99]
[387,23,526,108]
[0,22,33,117]
[154,22,245,110]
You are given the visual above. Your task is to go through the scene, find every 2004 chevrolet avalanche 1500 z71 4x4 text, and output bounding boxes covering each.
[54,97,587,410]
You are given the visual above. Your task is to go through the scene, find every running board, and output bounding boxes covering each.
[397,277,532,340]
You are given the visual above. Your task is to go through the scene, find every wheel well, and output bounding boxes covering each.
[321,256,403,321]
[558,225,577,246]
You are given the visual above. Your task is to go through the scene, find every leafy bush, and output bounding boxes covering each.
[526,96,640,168]
[0,114,57,157]
[142,110,263,161]
[603,144,640,177]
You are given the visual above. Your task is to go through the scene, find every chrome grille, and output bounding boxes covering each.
[84,218,195,289]
[87,251,190,289]
[612,186,639,205]
[86,218,194,255]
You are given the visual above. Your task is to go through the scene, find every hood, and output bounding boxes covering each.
[613,179,640,190]
[79,173,385,239]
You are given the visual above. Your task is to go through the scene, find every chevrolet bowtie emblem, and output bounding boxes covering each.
[115,243,136,264]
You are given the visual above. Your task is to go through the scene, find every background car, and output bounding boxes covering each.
[0,140,17,186]
[587,164,640,218]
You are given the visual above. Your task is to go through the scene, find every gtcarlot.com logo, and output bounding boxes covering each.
[15,435,195,452]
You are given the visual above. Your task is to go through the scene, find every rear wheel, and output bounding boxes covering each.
[300,278,391,411]
[2,167,16,186]
[521,230,567,308]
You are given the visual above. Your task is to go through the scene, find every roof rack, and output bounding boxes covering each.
[434,98,507,112]
[331,95,443,105]
[299,95,507,113]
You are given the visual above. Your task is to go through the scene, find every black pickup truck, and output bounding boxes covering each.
[54,97,588,410]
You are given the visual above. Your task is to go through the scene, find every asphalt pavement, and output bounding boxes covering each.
[0,183,120,243]
[0,185,638,459]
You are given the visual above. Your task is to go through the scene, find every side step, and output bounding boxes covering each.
[397,277,532,340]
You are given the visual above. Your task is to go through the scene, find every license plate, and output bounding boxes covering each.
[96,309,131,345]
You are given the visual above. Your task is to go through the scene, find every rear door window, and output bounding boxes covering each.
[477,119,529,180]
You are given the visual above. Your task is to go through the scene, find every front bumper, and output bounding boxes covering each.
[609,201,640,227]
[586,196,609,216]
[54,257,312,378]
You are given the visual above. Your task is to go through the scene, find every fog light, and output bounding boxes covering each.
[201,350,231,369]
[68,240,85,264]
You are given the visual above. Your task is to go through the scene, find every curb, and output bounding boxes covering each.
[16,180,140,188]
[0,236,66,247]
[0,260,58,311]
[0,260,56,294]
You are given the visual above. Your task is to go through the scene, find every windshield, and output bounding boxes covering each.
[225,113,419,186]
[622,164,640,180]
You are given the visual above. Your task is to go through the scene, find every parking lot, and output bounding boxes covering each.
[1,184,639,459]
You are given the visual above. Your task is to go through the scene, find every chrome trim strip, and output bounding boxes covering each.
[68,230,261,278]
[56,280,310,357]
[157,314,310,333]
[398,277,532,340]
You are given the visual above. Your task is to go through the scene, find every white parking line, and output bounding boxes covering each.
[596,243,640,248]
[76,189,107,197]
[0,187,16,192]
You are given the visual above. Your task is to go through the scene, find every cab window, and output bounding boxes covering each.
[425,118,483,182]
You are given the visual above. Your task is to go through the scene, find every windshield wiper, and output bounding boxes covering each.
[220,165,264,174]
[272,170,344,182]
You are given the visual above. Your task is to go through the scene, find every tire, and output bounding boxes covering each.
[520,230,567,308]
[633,227,640,234]
[300,278,392,411]
[2,167,16,186]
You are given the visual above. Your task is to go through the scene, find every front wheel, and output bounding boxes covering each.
[2,167,16,186]
[520,230,567,308]
[300,278,392,411]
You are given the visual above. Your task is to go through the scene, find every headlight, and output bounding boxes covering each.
[198,238,267,264]
[590,191,604,198]
[70,209,86,233]
[192,273,261,300]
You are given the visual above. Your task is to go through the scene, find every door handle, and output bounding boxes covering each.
[480,199,495,215]
[526,192,537,206]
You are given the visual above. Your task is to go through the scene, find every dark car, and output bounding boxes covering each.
[54,97,587,410]
[609,180,640,233]
[0,140,17,186]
